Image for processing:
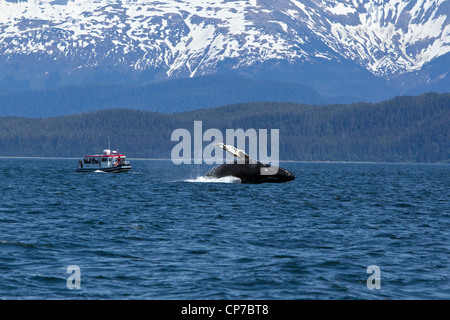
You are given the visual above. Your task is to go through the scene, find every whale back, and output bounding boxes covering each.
[205,162,295,184]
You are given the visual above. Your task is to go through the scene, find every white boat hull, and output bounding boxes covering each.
[75,165,132,173]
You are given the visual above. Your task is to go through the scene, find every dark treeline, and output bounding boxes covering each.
[0,92,448,163]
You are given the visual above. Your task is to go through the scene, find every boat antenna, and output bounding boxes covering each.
[108,135,111,150]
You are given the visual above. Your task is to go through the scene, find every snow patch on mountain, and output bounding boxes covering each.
[0,0,448,79]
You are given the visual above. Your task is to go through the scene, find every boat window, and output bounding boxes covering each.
[102,157,108,162]
[84,158,90,164]
[92,158,99,164]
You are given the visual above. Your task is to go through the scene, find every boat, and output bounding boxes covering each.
[76,149,131,173]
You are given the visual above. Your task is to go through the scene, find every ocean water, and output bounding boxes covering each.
[0,158,449,300]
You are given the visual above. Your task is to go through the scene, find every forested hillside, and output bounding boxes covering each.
[0,92,448,163]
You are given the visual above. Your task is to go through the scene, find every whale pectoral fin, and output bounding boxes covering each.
[216,143,258,164]
[216,143,239,158]
[226,146,240,158]
[216,143,226,151]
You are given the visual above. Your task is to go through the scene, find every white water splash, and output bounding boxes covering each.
[185,176,241,183]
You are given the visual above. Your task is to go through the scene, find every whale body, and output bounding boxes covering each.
[205,143,295,184]
[205,161,295,184]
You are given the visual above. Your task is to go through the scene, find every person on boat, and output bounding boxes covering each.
[78,160,83,168]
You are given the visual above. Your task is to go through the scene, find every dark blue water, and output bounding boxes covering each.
[0,159,449,299]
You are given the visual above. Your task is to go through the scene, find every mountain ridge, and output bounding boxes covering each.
[0,75,338,117]
[0,0,448,101]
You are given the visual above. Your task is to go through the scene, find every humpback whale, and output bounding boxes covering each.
[205,143,295,184]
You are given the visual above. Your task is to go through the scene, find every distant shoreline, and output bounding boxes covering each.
[0,156,447,165]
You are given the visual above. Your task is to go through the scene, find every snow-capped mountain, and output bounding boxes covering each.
[0,0,448,98]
